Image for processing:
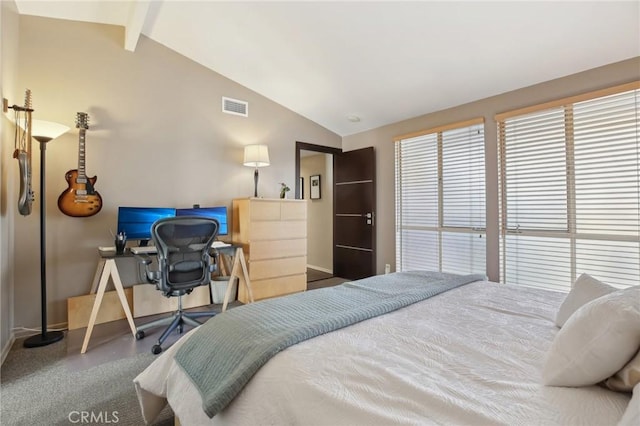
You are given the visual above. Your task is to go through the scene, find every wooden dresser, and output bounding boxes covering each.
[232,198,307,302]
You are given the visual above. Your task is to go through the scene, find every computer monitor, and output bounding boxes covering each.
[175,206,228,236]
[117,207,176,244]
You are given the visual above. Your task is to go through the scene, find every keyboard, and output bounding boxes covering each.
[212,241,231,248]
[130,246,157,254]
[131,241,230,254]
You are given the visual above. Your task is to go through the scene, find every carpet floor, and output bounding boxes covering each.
[307,276,349,290]
[1,278,348,425]
[1,336,173,426]
[306,267,334,282]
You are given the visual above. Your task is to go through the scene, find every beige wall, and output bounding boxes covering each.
[301,153,333,272]
[343,57,640,281]
[3,12,638,341]
[1,0,20,359]
[9,16,340,331]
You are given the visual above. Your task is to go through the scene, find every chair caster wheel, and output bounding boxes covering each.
[135,331,145,340]
[151,345,163,355]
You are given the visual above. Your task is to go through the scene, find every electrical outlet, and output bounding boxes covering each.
[385,264,391,274]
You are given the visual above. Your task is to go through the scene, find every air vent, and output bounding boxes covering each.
[222,96,248,117]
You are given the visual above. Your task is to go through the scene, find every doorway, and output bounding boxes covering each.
[295,142,342,283]
[296,143,377,282]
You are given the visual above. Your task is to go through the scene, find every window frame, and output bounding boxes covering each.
[394,117,486,275]
[497,81,640,290]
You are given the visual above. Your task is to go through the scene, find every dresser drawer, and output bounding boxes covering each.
[281,201,306,221]
[249,200,281,221]
[240,274,307,301]
[250,239,306,260]
[250,256,306,280]
[250,220,306,241]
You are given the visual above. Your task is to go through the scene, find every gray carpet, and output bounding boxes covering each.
[1,336,173,426]
[307,276,349,290]
[0,281,347,425]
[306,268,333,282]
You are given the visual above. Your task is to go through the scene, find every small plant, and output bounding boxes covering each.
[279,182,290,199]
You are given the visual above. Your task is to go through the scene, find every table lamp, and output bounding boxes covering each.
[243,144,270,197]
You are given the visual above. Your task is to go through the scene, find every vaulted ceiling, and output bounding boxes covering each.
[14,1,640,136]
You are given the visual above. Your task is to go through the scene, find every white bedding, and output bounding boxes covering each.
[135,280,631,425]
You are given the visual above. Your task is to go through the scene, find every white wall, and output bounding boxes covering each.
[301,153,333,272]
[1,0,19,360]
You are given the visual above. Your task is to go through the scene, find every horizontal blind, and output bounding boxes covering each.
[396,121,485,276]
[499,87,639,291]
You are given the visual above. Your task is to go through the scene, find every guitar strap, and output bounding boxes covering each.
[12,105,31,156]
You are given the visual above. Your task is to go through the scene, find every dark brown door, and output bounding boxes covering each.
[333,147,376,280]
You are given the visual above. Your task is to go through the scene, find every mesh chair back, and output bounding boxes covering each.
[151,216,219,293]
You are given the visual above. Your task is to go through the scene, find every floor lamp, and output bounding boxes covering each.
[24,120,70,348]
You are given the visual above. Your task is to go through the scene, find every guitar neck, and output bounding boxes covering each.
[24,89,33,159]
[78,129,87,183]
[77,129,87,180]
[26,109,33,160]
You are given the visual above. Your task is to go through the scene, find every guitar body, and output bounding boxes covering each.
[12,89,34,216]
[15,149,34,216]
[57,169,102,217]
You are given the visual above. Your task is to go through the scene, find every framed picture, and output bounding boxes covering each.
[310,174,321,199]
[299,177,304,199]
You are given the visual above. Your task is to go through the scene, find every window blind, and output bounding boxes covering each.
[499,84,640,291]
[395,119,486,276]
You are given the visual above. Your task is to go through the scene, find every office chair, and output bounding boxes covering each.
[134,216,219,354]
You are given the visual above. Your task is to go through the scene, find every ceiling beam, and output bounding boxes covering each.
[124,1,151,52]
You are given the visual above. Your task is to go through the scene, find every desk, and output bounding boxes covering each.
[80,245,253,354]
[216,245,254,312]
[81,249,137,354]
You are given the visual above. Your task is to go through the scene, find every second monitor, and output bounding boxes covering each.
[176,206,228,236]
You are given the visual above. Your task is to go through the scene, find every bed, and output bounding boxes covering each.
[134,271,639,425]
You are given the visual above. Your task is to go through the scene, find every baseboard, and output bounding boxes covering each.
[307,264,332,274]
[1,332,16,366]
[13,321,68,339]
[3,321,69,364]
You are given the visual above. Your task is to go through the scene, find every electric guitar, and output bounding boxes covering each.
[13,89,34,216]
[57,112,102,217]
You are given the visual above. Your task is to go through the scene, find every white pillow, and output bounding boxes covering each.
[543,286,640,387]
[555,273,616,327]
[604,349,640,392]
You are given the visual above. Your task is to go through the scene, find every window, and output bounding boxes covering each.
[498,83,640,291]
[395,119,486,275]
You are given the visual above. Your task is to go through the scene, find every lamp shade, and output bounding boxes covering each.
[32,120,70,140]
[243,144,270,167]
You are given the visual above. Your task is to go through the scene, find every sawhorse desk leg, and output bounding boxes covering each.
[89,258,106,294]
[222,247,253,312]
[81,259,137,354]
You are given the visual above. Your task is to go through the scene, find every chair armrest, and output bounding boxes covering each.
[134,254,159,284]
[208,249,219,274]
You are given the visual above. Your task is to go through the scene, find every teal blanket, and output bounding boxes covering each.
[174,271,484,418]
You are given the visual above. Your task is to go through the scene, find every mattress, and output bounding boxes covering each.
[135,279,631,425]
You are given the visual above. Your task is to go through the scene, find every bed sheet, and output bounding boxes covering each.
[135,280,630,425]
